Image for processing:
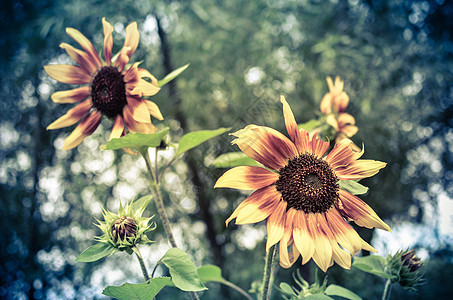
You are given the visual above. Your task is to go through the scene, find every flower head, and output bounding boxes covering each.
[95,199,156,251]
[320,76,358,146]
[44,18,163,150]
[387,249,424,290]
[215,96,390,272]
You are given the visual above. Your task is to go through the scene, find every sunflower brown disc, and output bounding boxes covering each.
[91,66,127,119]
[276,153,339,214]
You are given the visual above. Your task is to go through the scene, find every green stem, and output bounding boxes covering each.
[134,248,150,281]
[261,245,278,300]
[141,151,178,248]
[222,281,254,300]
[382,279,393,300]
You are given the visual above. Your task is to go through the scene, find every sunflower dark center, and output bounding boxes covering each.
[276,153,339,214]
[91,66,127,119]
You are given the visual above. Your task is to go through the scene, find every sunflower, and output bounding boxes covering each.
[320,76,358,144]
[215,96,390,272]
[44,18,163,150]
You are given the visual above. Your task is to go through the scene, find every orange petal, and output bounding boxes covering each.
[338,190,391,231]
[307,213,332,272]
[292,210,315,265]
[266,200,287,250]
[320,93,332,115]
[50,86,90,104]
[62,110,102,150]
[126,96,151,124]
[341,125,359,138]
[326,139,363,169]
[334,91,349,113]
[44,65,92,84]
[47,99,92,130]
[226,185,281,225]
[123,105,156,134]
[279,209,299,268]
[309,132,330,158]
[59,43,98,75]
[109,115,124,140]
[144,100,163,120]
[335,159,386,180]
[65,27,102,68]
[113,46,130,72]
[337,113,356,126]
[280,95,308,154]
[123,62,141,84]
[231,125,297,170]
[326,114,339,131]
[102,18,114,66]
[215,166,279,190]
[124,21,139,58]
[130,78,161,97]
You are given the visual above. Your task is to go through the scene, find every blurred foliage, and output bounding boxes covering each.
[1,0,452,299]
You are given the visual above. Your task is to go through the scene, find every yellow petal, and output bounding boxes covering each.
[292,211,315,265]
[65,27,102,68]
[127,96,151,124]
[281,95,308,154]
[335,159,387,180]
[266,200,287,250]
[109,115,124,140]
[47,99,92,130]
[130,79,161,97]
[102,18,114,66]
[50,86,90,104]
[124,21,139,57]
[59,43,97,75]
[44,65,92,84]
[214,166,279,190]
[144,100,163,120]
[62,111,102,150]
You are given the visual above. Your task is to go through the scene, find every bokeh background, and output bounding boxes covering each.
[1,0,453,299]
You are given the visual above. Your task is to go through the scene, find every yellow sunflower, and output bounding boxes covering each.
[44,18,163,150]
[215,96,390,272]
[320,76,358,144]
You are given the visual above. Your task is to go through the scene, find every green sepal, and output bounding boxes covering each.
[75,242,118,262]
[325,284,362,300]
[339,180,369,195]
[102,277,171,299]
[298,119,322,132]
[158,64,189,87]
[353,255,397,280]
[100,128,170,152]
[211,152,261,168]
[175,127,230,157]
[159,248,208,291]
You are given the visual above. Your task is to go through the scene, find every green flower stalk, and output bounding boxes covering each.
[95,200,156,253]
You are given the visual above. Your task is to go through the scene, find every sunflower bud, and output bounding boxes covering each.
[386,249,424,290]
[95,198,156,252]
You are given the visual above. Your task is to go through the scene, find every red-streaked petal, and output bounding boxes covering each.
[334,91,349,113]
[279,209,299,268]
[126,96,151,124]
[266,200,287,250]
[109,115,124,140]
[113,46,130,72]
[292,210,315,265]
[144,100,163,120]
[325,208,376,253]
[307,213,332,272]
[124,21,139,58]
[338,190,391,231]
[309,132,330,158]
[226,185,281,226]
[215,166,279,190]
[44,65,92,84]
[123,62,140,84]
[231,125,297,170]
[50,86,90,104]
[62,110,102,150]
[47,99,92,130]
[335,159,386,180]
[123,105,156,134]
[281,95,307,154]
[65,27,102,68]
[102,18,114,66]
[325,139,363,169]
[59,43,98,75]
[129,78,161,97]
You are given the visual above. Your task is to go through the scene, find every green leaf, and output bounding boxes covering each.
[158,64,189,87]
[131,195,152,213]
[298,119,321,132]
[305,294,334,300]
[339,180,369,195]
[175,127,230,156]
[102,277,171,299]
[75,243,117,262]
[211,152,261,168]
[197,265,226,283]
[325,284,362,300]
[279,283,297,296]
[353,256,396,279]
[160,248,208,291]
[100,128,170,152]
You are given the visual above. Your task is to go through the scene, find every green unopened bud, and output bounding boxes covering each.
[386,249,424,290]
[95,198,156,252]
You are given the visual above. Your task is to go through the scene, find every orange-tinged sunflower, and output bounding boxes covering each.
[215,96,390,272]
[320,76,358,144]
[44,18,163,150]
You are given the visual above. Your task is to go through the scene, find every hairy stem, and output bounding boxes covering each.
[261,245,278,300]
[382,279,393,300]
[134,248,150,281]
